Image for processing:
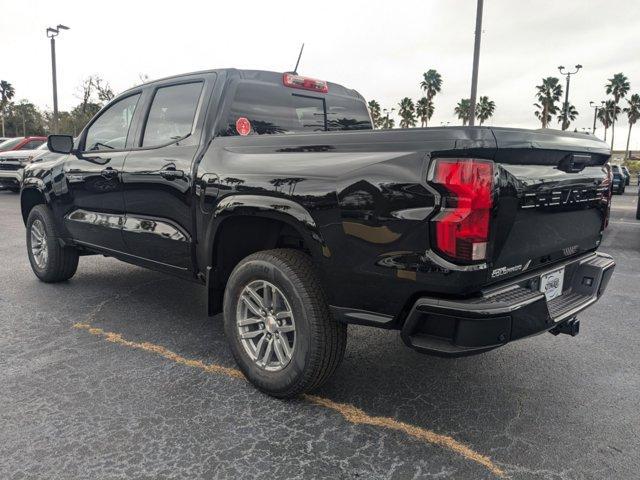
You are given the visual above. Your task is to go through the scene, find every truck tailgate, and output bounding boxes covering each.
[487,128,611,283]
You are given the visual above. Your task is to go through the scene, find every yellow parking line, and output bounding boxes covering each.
[73,322,506,478]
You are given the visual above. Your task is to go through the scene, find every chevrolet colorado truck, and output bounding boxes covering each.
[21,69,615,398]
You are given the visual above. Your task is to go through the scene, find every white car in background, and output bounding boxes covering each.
[0,143,51,192]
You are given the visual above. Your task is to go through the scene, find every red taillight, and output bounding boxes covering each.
[283,73,329,93]
[431,158,494,262]
[603,164,613,229]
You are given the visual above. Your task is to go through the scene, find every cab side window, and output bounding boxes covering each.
[84,94,141,151]
[141,82,203,148]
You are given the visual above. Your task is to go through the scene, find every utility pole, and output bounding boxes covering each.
[46,24,69,134]
[468,0,484,127]
[558,64,582,130]
[590,100,605,135]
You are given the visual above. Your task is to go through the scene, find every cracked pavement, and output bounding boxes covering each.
[0,189,639,479]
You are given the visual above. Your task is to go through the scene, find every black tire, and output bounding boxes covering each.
[636,198,640,220]
[26,205,79,283]
[223,249,346,398]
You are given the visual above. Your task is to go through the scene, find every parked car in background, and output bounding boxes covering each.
[0,143,51,192]
[0,137,13,144]
[621,166,631,186]
[611,165,625,194]
[0,136,47,152]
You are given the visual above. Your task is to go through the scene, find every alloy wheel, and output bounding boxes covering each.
[236,280,296,372]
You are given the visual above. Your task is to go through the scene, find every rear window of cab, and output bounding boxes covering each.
[220,81,372,136]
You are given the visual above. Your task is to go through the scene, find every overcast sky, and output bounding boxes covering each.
[2,0,639,150]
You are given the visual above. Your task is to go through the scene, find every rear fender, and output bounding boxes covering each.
[206,194,328,263]
[203,194,331,315]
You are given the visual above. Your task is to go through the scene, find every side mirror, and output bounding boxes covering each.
[47,134,74,154]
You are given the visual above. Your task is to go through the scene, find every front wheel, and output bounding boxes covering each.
[26,205,79,282]
[223,249,346,398]
[636,198,640,220]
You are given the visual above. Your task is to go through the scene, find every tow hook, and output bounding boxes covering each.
[550,317,580,337]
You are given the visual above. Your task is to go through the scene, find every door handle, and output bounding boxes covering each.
[159,166,185,180]
[101,167,118,179]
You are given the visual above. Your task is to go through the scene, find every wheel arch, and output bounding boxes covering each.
[204,195,331,315]
[20,184,48,225]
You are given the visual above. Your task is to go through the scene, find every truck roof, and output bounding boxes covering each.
[124,68,366,101]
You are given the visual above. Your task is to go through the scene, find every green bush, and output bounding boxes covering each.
[623,160,640,174]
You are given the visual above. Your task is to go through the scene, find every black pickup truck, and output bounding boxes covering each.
[21,69,615,398]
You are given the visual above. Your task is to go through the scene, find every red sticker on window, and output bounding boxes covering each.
[236,117,251,136]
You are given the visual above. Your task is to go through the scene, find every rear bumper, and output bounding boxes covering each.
[401,252,615,357]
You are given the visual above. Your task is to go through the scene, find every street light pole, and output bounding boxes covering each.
[46,24,69,134]
[558,64,582,131]
[468,0,484,127]
[383,108,395,129]
[589,100,605,135]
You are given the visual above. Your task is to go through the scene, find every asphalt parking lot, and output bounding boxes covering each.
[1,189,639,480]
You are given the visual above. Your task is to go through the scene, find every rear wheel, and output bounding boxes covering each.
[223,249,346,398]
[26,205,79,282]
[636,197,640,220]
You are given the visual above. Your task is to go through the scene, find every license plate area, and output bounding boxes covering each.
[540,267,565,301]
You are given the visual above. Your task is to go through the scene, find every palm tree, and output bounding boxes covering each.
[380,115,395,129]
[605,73,630,149]
[476,96,496,126]
[454,99,471,125]
[600,100,620,142]
[556,103,578,130]
[623,93,640,160]
[419,69,442,127]
[534,77,563,128]
[398,97,416,128]
[367,100,382,129]
[416,97,434,127]
[0,80,16,137]
[597,103,612,141]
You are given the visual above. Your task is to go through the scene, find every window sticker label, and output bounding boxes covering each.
[236,117,251,136]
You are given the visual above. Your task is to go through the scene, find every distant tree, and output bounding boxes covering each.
[44,75,116,135]
[415,97,434,127]
[597,102,612,141]
[475,96,496,126]
[599,100,620,142]
[380,115,395,129]
[93,76,114,103]
[605,72,630,149]
[419,69,442,126]
[534,77,563,128]
[398,97,416,128]
[623,93,640,160]
[556,102,578,130]
[454,98,471,125]
[367,100,383,128]
[6,100,45,136]
[0,80,16,137]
